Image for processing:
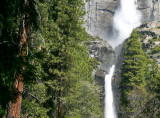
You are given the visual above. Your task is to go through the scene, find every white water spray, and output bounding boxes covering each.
[104,65,116,118]
[108,0,141,48]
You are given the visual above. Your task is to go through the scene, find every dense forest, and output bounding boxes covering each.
[1,0,160,118]
[0,0,103,117]
[119,31,160,118]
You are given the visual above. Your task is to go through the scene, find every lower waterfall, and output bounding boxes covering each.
[104,65,116,118]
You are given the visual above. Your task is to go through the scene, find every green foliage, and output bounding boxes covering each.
[0,0,40,111]
[120,30,160,118]
[0,0,22,112]
[0,105,5,117]
[20,0,103,117]
[61,44,102,118]
[153,35,157,39]
[120,31,150,117]
[21,83,49,117]
[149,45,160,54]
[0,0,102,117]
[64,81,102,118]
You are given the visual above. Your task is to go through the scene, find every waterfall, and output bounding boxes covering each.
[104,0,141,118]
[108,0,141,48]
[104,65,116,118]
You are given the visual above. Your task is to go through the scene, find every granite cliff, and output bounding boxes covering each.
[85,0,160,41]
[86,37,116,107]
[84,0,120,39]
[137,0,160,22]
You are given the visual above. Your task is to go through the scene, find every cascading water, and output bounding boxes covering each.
[108,0,141,48]
[104,0,141,118]
[104,65,116,118]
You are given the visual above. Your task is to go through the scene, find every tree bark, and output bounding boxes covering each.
[7,75,24,118]
[7,14,30,118]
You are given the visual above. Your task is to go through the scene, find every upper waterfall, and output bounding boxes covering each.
[108,0,141,48]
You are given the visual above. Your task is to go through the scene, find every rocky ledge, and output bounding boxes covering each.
[87,37,116,107]
[137,20,160,66]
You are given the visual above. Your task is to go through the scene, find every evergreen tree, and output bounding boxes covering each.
[20,0,103,117]
[0,0,22,116]
[120,31,149,117]
[0,0,38,117]
[137,58,160,118]
[120,30,160,118]
[0,0,103,117]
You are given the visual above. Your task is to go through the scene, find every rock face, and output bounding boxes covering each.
[84,0,160,41]
[87,38,116,74]
[87,38,116,107]
[112,41,125,114]
[137,0,160,22]
[137,21,160,66]
[84,0,120,39]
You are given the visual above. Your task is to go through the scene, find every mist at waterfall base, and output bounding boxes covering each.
[104,65,116,118]
[108,0,141,48]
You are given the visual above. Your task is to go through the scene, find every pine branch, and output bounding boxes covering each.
[0,41,17,45]
[39,34,45,48]
[28,93,41,103]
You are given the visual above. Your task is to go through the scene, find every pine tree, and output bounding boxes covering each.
[0,0,38,117]
[0,0,103,117]
[0,0,22,116]
[120,31,149,117]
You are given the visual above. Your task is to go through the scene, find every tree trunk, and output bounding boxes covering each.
[7,15,30,118]
[7,75,24,118]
